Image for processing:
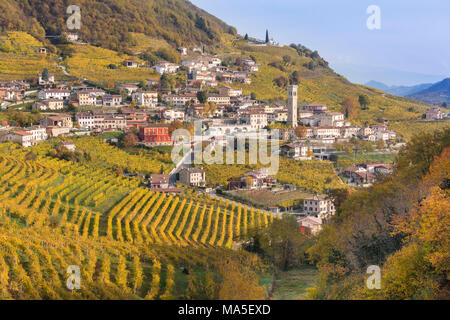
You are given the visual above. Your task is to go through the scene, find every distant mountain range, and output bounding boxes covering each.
[407,78,450,104]
[365,78,450,104]
[365,80,434,97]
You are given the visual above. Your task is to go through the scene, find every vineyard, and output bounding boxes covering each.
[0,143,272,299]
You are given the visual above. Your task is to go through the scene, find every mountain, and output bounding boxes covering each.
[365,80,434,97]
[365,80,391,92]
[0,0,236,51]
[407,78,450,104]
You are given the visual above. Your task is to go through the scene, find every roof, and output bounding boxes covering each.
[304,195,329,201]
[143,124,169,128]
[12,130,32,136]
[150,174,170,185]
[297,216,322,225]
[181,167,204,174]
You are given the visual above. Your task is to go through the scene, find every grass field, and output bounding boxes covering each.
[227,189,313,208]
[272,266,319,300]
[389,120,450,141]
[335,152,397,170]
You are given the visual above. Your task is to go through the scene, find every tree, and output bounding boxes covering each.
[217,258,266,299]
[254,215,309,271]
[41,68,49,82]
[283,55,291,64]
[265,29,269,43]
[294,125,307,138]
[197,91,208,104]
[244,33,249,40]
[376,139,385,149]
[341,96,357,120]
[122,132,138,148]
[358,95,370,110]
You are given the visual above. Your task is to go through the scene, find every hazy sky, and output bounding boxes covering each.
[191,0,450,86]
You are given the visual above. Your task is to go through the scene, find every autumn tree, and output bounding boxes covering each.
[122,132,138,148]
[294,125,307,138]
[341,96,357,120]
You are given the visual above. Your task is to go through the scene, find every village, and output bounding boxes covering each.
[0,39,447,236]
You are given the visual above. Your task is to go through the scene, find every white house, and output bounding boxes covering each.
[132,91,158,107]
[163,109,185,122]
[303,195,336,220]
[152,62,180,75]
[38,89,70,100]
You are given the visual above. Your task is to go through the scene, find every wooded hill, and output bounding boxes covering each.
[0,0,236,51]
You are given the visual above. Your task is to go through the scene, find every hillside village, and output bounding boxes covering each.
[0,39,419,235]
[0,0,448,302]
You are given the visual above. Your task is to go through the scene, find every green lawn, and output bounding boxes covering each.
[272,266,319,300]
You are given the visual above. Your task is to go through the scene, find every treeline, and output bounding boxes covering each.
[307,128,450,299]
[0,0,236,51]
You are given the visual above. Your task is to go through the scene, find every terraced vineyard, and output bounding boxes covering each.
[0,143,272,299]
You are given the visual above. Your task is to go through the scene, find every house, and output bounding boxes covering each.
[313,126,341,138]
[303,195,336,219]
[305,104,328,113]
[162,109,185,122]
[46,126,71,138]
[58,141,76,152]
[343,166,376,184]
[75,112,126,130]
[132,91,158,107]
[243,111,267,130]
[177,47,187,56]
[297,216,323,235]
[179,167,205,187]
[149,174,170,189]
[102,94,122,107]
[118,84,139,96]
[32,99,64,111]
[219,86,242,97]
[123,60,139,68]
[164,93,199,107]
[67,33,79,42]
[426,105,444,120]
[77,90,97,106]
[319,112,345,127]
[40,114,73,128]
[38,73,55,86]
[119,108,149,129]
[2,130,33,147]
[152,62,179,74]
[239,169,275,189]
[207,94,231,106]
[241,59,259,72]
[38,89,70,100]
[139,124,172,146]
[281,142,313,160]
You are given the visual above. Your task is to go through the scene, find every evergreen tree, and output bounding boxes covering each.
[265,29,269,43]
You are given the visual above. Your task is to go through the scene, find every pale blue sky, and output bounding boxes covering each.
[191,0,450,86]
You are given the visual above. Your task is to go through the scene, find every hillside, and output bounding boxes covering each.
[0,139,271,299]
[219,42,430,122]
[0,0,236,51]
[0,0,431,122]
[407,78,450,104]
